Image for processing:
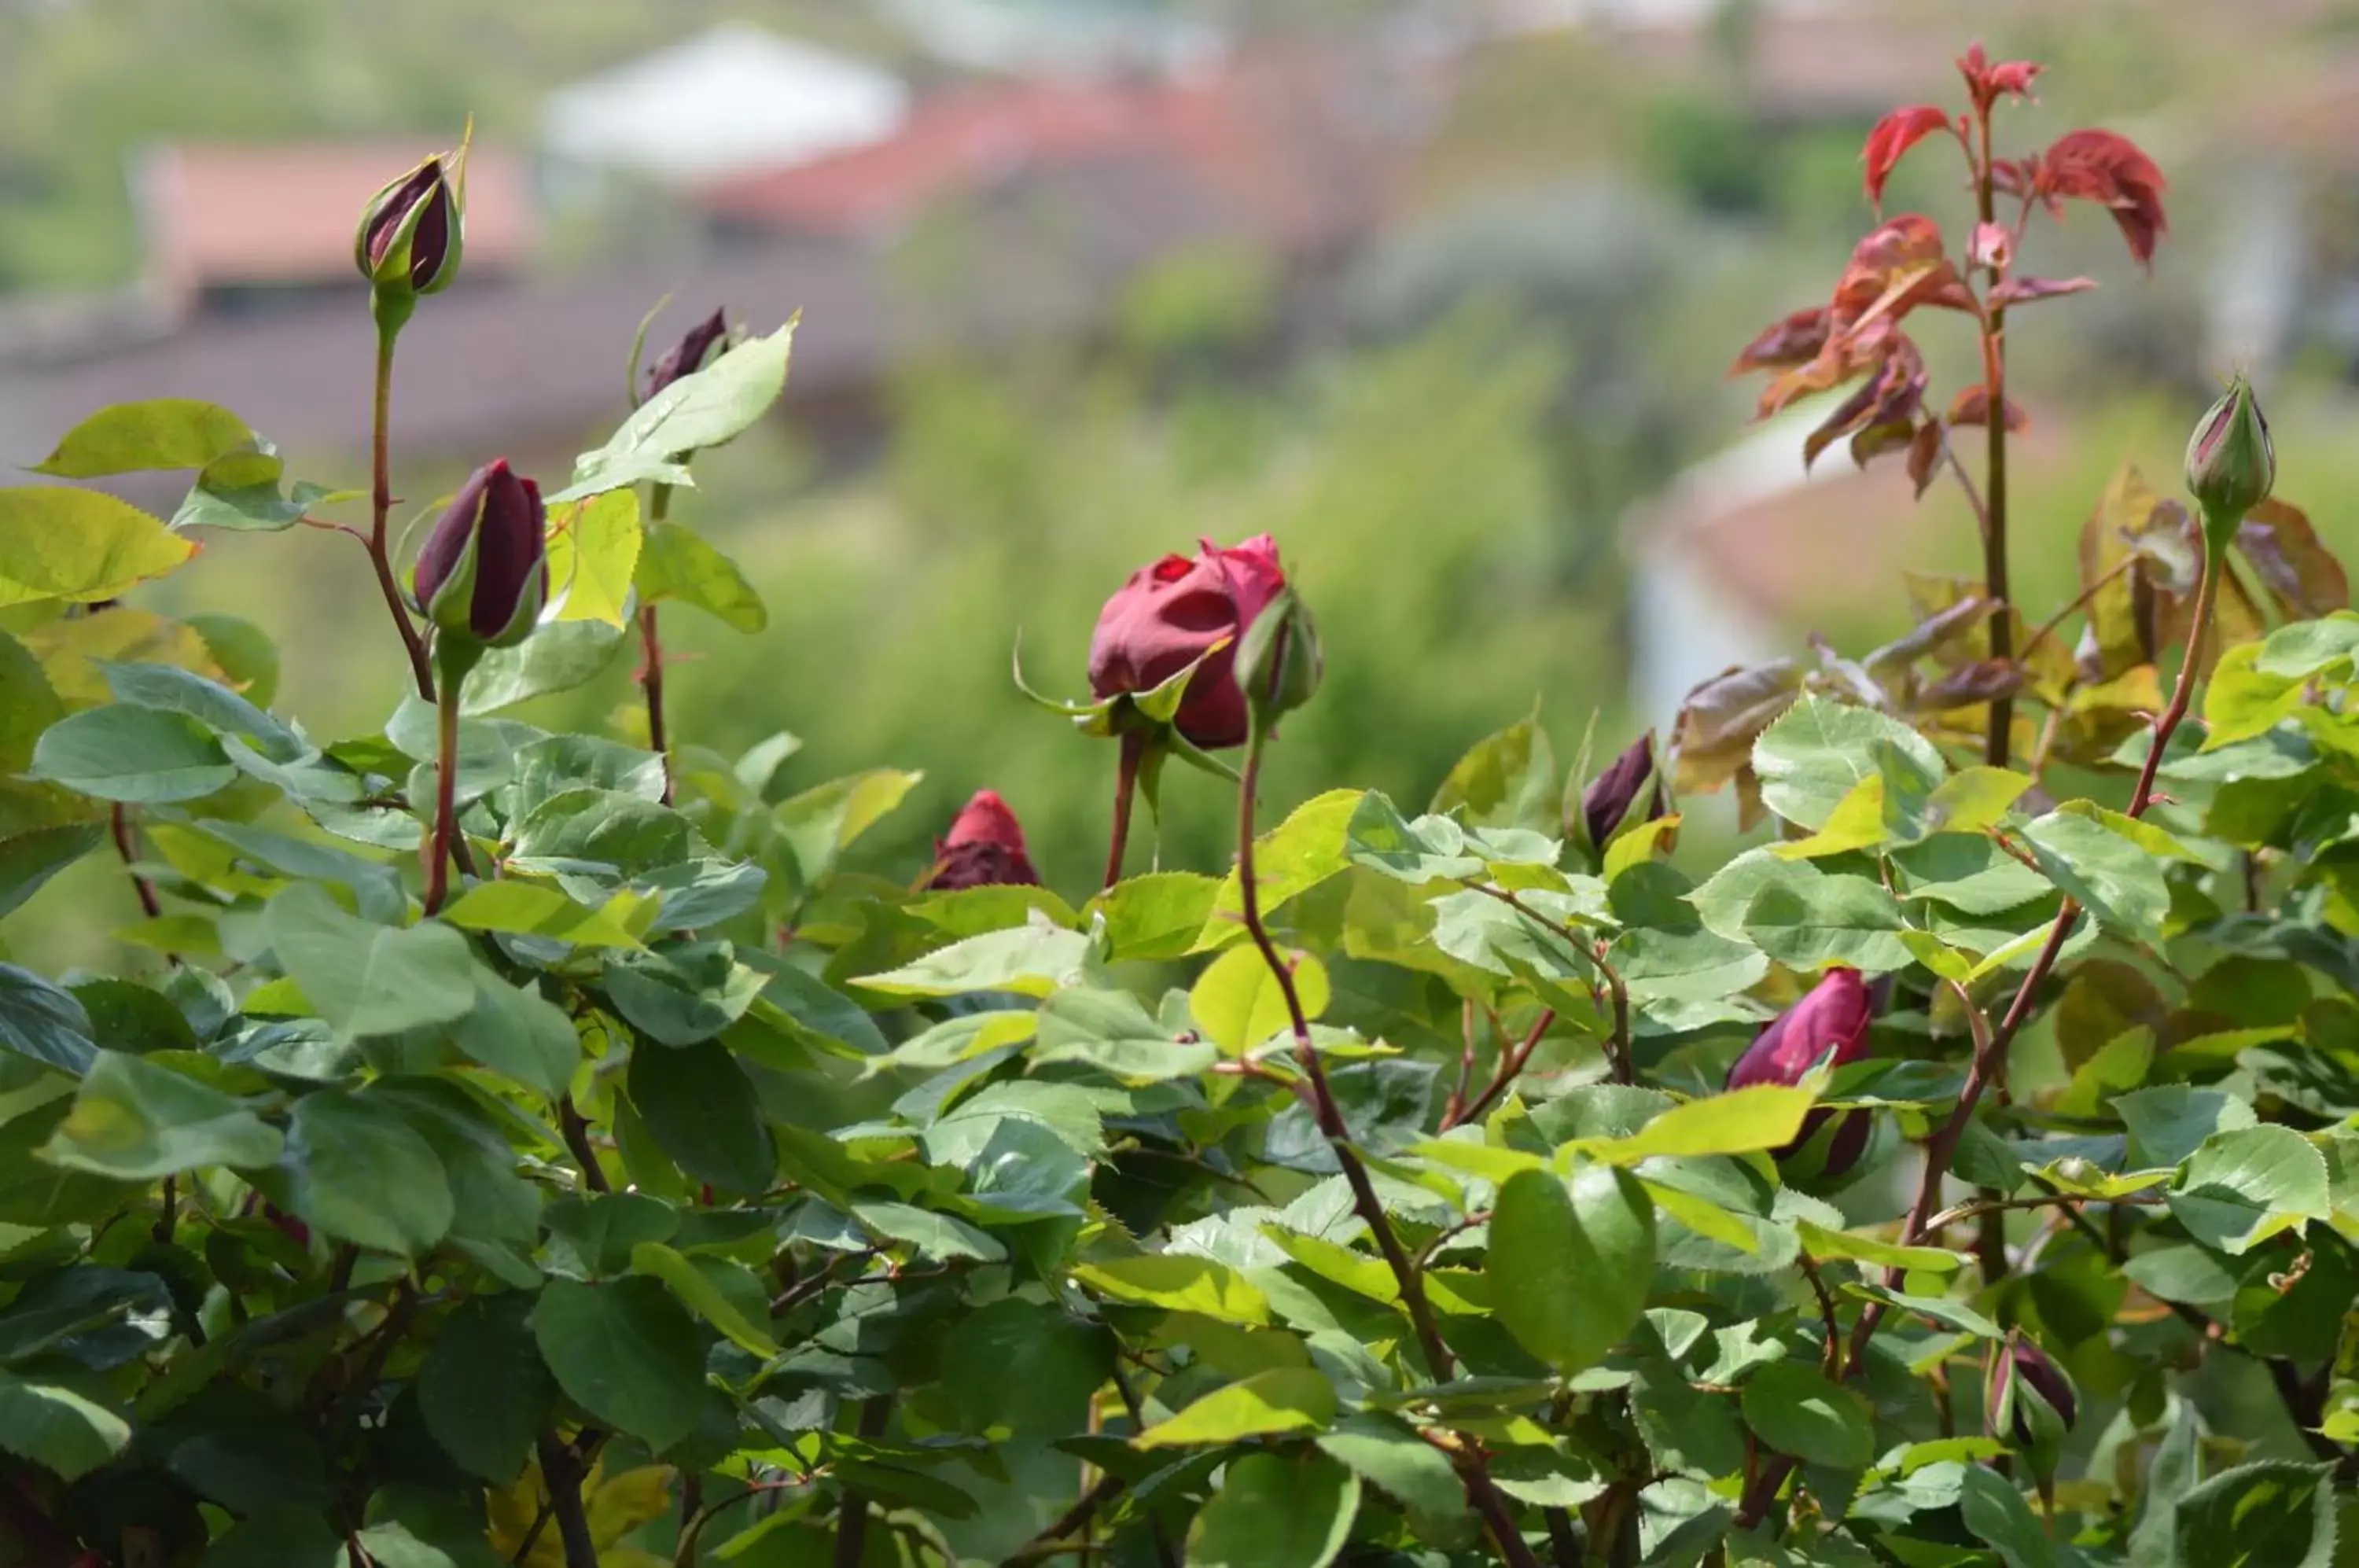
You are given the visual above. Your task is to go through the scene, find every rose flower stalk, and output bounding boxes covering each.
[1085,535,1286,886]
[631,306,739,800]
[411,458,548,912]
[1725,966,1875,1180]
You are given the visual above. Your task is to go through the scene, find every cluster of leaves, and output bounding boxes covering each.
[0,39,2356,1568]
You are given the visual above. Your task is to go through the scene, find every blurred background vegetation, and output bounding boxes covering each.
[7,0,2359,968]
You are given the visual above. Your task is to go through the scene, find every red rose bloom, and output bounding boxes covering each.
[1087,536,1286,749]
[926,790,1040,891]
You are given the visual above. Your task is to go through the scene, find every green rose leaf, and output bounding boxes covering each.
[1188,1451,1360,1568]
[529,1276,710,1453]
[1488,1165,1655,1374]
[41,1052,282,1179]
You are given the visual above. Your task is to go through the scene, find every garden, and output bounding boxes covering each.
[0,38,2352,1568]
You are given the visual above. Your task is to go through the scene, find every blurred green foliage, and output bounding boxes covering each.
[564,298,1622,891]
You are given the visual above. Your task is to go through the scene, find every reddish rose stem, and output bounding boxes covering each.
[641,484,674,804]
[1102,730,1144,890]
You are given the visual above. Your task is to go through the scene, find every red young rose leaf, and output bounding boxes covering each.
[1916,657,2025,712]
[1864,105,1956,205]
[1906,420,1943,498]
[1731,307,1832,375]
[1957,43,2044,112]
[1990,156,2039,201]
[2237,498,2350,620]
[1989,275,2099,309]
[1945,385,2028,431]
[2035,129,2169,267]
[1803,336,1927,469]
[1749,217,1969,419]
[1826,215,1978,337]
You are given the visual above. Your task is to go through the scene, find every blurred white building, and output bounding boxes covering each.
[541,24,911,192]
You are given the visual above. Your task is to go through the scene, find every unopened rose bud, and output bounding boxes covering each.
[2185,374,2273,549]
[413,458,547,649]
[1578,732,1663,853]
[1235,589,1323,731]
[1725,967,1873,1179]
[355,154,462,297]
[926,790,1041,891]
[1986,1331,2077,1476]
[645,307,734,400]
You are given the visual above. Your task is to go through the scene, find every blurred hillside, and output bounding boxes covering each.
[9,0,2359,961]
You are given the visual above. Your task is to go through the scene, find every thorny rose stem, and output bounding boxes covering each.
[1231,720,1544,1568]
[1738,547,2225,1533]
[1103,730,1145,890]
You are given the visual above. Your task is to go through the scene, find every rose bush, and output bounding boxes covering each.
[0,38,2353,1568]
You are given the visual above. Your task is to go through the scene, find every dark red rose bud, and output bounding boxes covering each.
[926,790,1041,891]
[1727,966,1873,1177]
[1581,732,1662,851]
[414,458,548,648]
[646,307,734,400]
[1987,1331,2077,1471]
[356,154,462,295]
[1087,536,1286,749]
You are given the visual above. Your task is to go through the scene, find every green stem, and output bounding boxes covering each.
[368,325,437,701]
[641,484,674,804]
[421,639,475,916]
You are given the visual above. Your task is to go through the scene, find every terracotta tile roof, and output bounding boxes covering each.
[693,53,1397,259]
[0,217,1238,491]
[138,142,537,304]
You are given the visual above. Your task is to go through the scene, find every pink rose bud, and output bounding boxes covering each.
[413,458,548,648]
[645,307,734,400]
[355,154,462,295]
[926,790,1041,892]
[1725,966,1873,1178]
[1087,536,1286,750]
[2184,374,2273,547]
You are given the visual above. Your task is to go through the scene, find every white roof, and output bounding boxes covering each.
[543,24,910,183]
[880,0,1223,78]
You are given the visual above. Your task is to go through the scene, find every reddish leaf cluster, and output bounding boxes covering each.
[1732,40,2166,490]
[1730,215,1970,477]
[1956,42,2042,114]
